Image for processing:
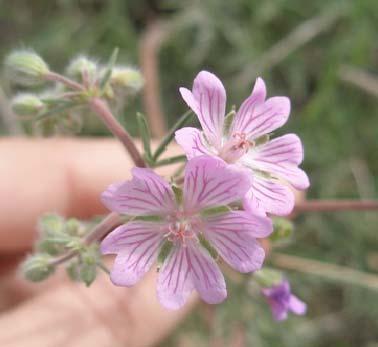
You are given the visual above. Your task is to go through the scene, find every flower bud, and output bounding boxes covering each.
[5,50,49,86]
[21,254,55,282]
[11,93,45,115]
[66,55,97,80]
[110,66,144,94]
[270,217,294,242]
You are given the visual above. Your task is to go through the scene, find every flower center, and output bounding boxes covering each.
[218,132,253,163]
[165,220,196,246]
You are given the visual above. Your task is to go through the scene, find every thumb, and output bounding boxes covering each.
[0,137,182,251]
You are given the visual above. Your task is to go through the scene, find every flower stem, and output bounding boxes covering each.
[49,212,122,266]
[295,199,378,212]
[45,71,85,91]
[90,97,146,167]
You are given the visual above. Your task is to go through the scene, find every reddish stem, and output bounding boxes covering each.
[90,97,146,167]
[295,199,378,212]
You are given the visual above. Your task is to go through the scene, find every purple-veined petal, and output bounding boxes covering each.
[244,176,295,216]
[179,71,226,148]
[254,134,304,165]
[101,221,167,286]
[289,295,307,315]
[231,78,290,139]
[175,127,214,159]
[183,156,252,213]
[246,134,309,190]
[157,241,227,309]
[101,167,176,215]
[203,211,271,273]
[231,77,266,134]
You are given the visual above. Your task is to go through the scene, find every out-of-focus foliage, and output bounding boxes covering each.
[1,0,378,346]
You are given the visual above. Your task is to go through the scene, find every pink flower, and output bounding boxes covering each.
[175,71,309,216]
[101,156,272,309]
[262,279,307,321]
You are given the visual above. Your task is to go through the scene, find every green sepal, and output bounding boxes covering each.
[157,240,173,270]
[100,47,119,90]
[254,134,270,146]
[270,217,294,243]
[201,205,231,217]
[136,112,152,160]
[198,233,218,260]
[79,263,97,286]
[172,185,183,205]
[254,268,283,287]
[134,215,163,222]
[223,107,236,135]
[66,259,80,281]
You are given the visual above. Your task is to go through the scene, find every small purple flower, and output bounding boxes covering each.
[175,71,310,216]
[101,156,273,309]
[262,279,307,321]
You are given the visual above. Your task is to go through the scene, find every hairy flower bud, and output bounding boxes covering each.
[110,66,144,94]
[5,50,50,86]
[21,254,55,282]
[11,93,45,115]
[66,55,97,80]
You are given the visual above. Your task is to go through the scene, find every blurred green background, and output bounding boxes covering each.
[1,0,378,346]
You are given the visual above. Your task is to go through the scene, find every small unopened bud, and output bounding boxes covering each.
[110,66,144,94]
[66,55,97,80]
[270,217,294,242]
[21,254,55,282]
[11,93,45,115]
[5,50,49,86]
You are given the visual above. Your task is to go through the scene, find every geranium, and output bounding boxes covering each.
[262,279,307,321]
[175,71,309,216]
[100,156,272,309]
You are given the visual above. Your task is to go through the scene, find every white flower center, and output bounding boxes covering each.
[218,132,253,163]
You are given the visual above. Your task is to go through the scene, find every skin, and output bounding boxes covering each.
[0,138,195,347]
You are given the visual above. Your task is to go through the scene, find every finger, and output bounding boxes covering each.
[0,138,182,251]
[0,269,196,347]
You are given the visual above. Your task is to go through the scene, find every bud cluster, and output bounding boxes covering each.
[4,49,144,134]
[21,214,104,286]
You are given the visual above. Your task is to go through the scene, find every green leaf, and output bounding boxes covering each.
[201,205,232,217]
[152,110,193,161]
[136,112,152,160]
[100,47,119,90]
[153,155,187,167]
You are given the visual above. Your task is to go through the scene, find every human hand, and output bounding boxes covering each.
[0,138,195,347]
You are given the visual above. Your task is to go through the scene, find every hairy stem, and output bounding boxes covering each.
[90,97,146,167]
[50,212,122,266]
